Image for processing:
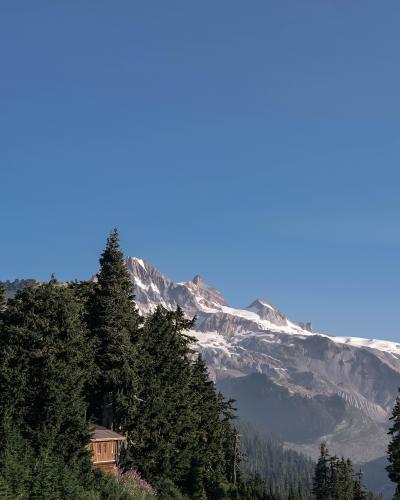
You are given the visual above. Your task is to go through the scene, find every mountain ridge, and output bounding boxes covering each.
[125,256,400,467]
[2,259,400,464]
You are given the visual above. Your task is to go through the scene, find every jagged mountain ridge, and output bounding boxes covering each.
[126,256,400,464]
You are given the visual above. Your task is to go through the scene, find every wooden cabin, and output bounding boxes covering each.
[88,425,127,473]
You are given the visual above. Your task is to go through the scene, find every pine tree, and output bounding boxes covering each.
[187,455,207,500]
[189,353,240,489]
[87,228,141,429]
[237,421,314,498]
[0,285,6,339]
[312,444,372,500]
[0,279,92,463]
[353,471,368,500]
[387,391,400,499]
[123,306,196,486]
[0,416,33,498]
[288,485,304,500]
[313,443,331,500]
[336,457,354,499]
[0,284,6,313]
[31,451,57,500]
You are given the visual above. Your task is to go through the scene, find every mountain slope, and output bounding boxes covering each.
[126,256,400,465]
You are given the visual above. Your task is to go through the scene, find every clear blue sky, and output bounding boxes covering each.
[1,1,399,341]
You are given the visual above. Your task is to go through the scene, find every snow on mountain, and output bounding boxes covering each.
[126,256,400,357]
[2,260,399,468]
[125,256,400,465]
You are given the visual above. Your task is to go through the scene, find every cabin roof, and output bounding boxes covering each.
[90,425,127,442]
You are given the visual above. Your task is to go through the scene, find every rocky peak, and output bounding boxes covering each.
[192,274,205,286]
[246,299,288,326]
[126,256,174,311]
[299,321,313,332]
[186,274,226,307]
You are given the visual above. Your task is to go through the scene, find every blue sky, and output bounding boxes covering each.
[1,1,399,341]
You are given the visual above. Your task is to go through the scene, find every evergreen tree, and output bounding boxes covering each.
[123,306,196,486]
[87,228,141,428]
[313,444,372,500]
[0,279,92,463]
[187,455,207,500]
[0,416,33,498]
[287,485,304,500]
[0,284,6,313]
[237,420,313,498]
[353,471,368,500]
[334,457,354,499]
[190,353,241,490]
[387,391,400,499]
[0,284,6,340]
[313,443,331,500]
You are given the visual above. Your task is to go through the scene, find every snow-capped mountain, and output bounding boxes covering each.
[126,256,400,465]
[127,256,400,356]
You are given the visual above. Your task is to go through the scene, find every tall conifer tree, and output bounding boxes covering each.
[0,284,5,312]
[313,443,331,500]
[124,306,196,485]
[189,354,238,484]
[0,280,92,463]
[387,391,400,499]
[88,228,141,428]
[353,471,368,500]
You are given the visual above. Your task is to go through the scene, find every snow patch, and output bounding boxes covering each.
[133,257,146,271]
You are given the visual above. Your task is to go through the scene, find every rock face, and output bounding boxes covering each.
[125,257,400,466]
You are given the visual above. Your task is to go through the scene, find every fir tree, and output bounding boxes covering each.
[313,443,331,500]
[190,353,241,489]
[335,457,354,499]
[237,421,314,498]
[0,284,6,313]
[187,455,207,500]
[313,444,372,500]
[387,391,400,499]
[0,416,33,498]
[123,306,196,486]
[353,471,368,500]
[87,228,141,428]
[288,485,304,500]
[0,279,92,463]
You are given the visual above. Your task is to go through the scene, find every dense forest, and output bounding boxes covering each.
[0,230,399,499]
[237,421,314,497]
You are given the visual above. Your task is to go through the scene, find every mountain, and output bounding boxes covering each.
[126,256,400,497]
[1,279,39,299]
[3,260,399,496]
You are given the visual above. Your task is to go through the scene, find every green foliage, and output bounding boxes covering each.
[87,228,142,428]
[190,354,241,486]
[353,471,369,500]
[387,391,400,499]
[157,478,189,499]
[0,283,6,313]
[238,420,314,498]
[0,279,92,462]
[0,416,33,497]
[0,420,105,499]
[0,279,38,300]
[0,229,322,499]
[312,443,330,499]
[313,443,370,500]
[123,305,197,483]
[187,456,207,500]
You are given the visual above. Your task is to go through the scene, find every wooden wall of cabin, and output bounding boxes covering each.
[88,440,118,464]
